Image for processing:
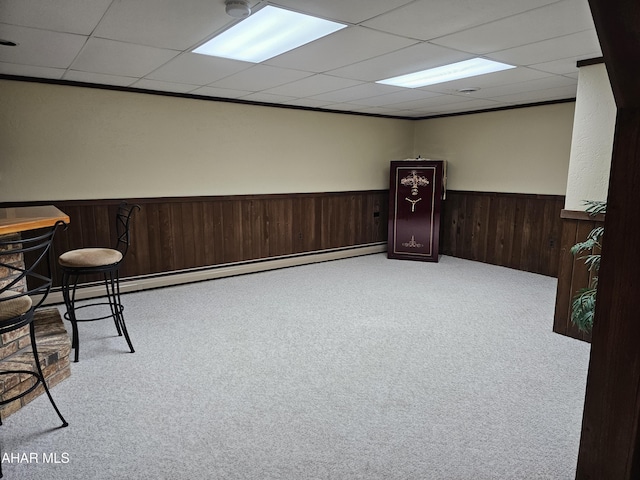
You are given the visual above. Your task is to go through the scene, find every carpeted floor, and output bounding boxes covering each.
[0,254,590,479]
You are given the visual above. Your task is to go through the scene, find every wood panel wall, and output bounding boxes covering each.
[552,210,605,343]
[440,191,564,276]
[2,189,566,289]
[2,191,388,287]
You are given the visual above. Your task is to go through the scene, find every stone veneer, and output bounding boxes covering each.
[0,309,72,417]
[0,233,71,418]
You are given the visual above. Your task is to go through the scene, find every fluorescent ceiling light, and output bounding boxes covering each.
[193,6,347,63]
[376,58,516,88]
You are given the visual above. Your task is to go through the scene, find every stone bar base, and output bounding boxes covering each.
[0,308,71,418]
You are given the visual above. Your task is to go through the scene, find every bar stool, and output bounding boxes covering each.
[0,222,68,478]
[59,202,140,362]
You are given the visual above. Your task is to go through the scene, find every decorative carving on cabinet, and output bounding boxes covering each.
[401,170,430,196]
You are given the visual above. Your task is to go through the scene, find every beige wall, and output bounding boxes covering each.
[1,79,578,202]
[412,102,575,195]
[564,63,615,210]
[0,80,413,201]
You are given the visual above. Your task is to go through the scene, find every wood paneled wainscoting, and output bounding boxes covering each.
[1,191,388,298]
[3,190,567,302]
[552,209,605,343]
[440,191,565,277]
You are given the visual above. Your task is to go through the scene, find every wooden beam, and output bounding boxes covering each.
[576,108,640,479]
[577,1,640,477]
[588,0,640,108]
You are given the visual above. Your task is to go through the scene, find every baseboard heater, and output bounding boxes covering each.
[43,242,387,305]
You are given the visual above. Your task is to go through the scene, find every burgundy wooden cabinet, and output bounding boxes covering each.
[387,160,446,262]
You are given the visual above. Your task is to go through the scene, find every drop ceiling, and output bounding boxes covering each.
[0,0,602,118]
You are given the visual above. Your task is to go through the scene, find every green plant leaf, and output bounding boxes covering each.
[588,226,604,241]
[571,238,599,256]
[569,201,606,334]
[583,254,600,272]
[571,286,597,332]
[584,200,607,215]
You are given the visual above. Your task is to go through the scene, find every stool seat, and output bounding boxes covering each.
[59,248,123,268]
[0,290,32,321]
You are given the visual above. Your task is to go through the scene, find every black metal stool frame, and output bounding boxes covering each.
[0,222,69,478]
[60,202,140,362]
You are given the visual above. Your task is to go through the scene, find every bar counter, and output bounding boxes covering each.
[0,205,70,235]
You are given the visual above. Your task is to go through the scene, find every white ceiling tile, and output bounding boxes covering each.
[457,75,576,99]
[491,84,578,104]
[264,74,362,97]
[334,104,412,117]
[282,98,333,108]
[419,67,553,94]
[0,0,112,35]
[63,70,137,87]
[309,83,404,103]
[488,30,602,66]
[131,79,199,93]
[71,38,179,77]
[369,110,411,117]
[357,105,411,115]
[146,53,250,85]
[327,43,471,81]
[265,26,418,73]
[431,0,596,54]
[190,86,253,99]
[361,0,560,41]
[385,93,475,110]
[239,92,298,104]
[0,61,64,79]
[0,0,603,117]
[269,0,415,24]
[353,89,439,107]
[404,108,443,118]
[92,0,242,50]
[0,24,86,68]
[209,65,313,91]
[529,58,582,75]
[321,103,371,112]
[427,97,504,113]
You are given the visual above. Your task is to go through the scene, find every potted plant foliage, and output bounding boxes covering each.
[570,200,606,332]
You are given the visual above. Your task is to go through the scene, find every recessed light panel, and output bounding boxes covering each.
[377,58,516,88]
[193,6,347,63]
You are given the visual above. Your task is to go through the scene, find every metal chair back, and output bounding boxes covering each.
[114,202,141,258]
[0,221,65,332]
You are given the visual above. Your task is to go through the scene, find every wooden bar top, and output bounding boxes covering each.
[0,206,70,235]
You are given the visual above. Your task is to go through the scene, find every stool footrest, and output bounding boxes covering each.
[62,302,124,322]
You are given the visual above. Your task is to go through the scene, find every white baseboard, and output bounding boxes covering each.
[44,243,387,305]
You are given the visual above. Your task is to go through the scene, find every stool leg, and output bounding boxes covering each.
[110,271,134,354]
[29,322,68,428]
[104,273,123,336]
[62,271,81,363]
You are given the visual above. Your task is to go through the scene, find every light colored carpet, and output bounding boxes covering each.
[1,254,590,479]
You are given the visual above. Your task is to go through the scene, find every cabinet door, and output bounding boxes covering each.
[388,161,443,262]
